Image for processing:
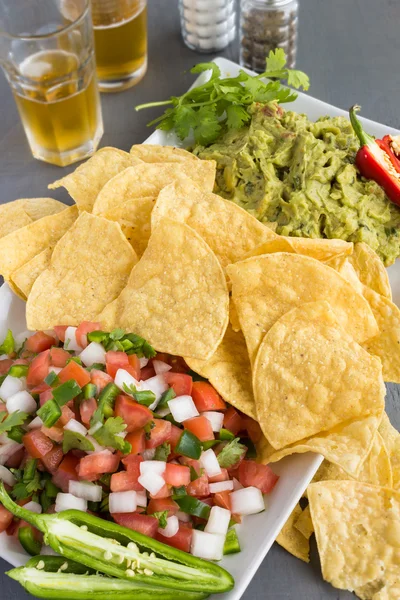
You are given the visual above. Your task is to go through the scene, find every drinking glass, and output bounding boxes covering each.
[0,0,103,167]
[91,0,147,92]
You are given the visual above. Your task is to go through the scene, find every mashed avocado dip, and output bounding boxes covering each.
[193,102,400,265]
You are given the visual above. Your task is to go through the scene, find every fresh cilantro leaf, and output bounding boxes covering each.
[193,106,222,145]
[109,328,125,341]
[154,442,171,462]
[287,69,310,91]
[226,105,251,130]
[7,425,25,444]
[174,105,198,140]
[11,459,44,501]
[122,383,156,407]
[0,330,15,355]
[265,48,287,72]
[153,510,168,529]
[0,411,28,435]
[93,417,131,453]
[63,430,95,453]
[122,334,156,359]
[217,438,247,468]
[190,62,221,82]
[144,420,155,440]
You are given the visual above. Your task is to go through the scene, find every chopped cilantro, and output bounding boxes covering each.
[144,420,155,440]
[11,459,43,501]
[7,425,25,443]
[122,383,155,407]
[154,442,171,462]
[0,411,28,436]
[109,328,125,341]
[217,438,247,468]
[63,430,95,453]
[93,417,131,454]
[0,330,15,355]
[153,510,168,529]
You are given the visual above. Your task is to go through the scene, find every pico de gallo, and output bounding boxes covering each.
[0,323,279,563]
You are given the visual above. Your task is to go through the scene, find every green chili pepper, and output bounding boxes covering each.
[18,525,42,556]
[91,382,120,425]
[52,380,82,406]
[0,483,233,594]
[175,430,202,459]
[37,399,62,428]
[82,383,97,400]
[157,388,176,410]
[223,529,241,555]
[175,496,211,519]
[7,556,210,600]
[87,330,109,344]
[219,428,235,442]
[44,372,59,387]
[8,364,29,378]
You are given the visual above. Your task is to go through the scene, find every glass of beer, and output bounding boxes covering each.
[91,0,147,92]
[0,0,103,166]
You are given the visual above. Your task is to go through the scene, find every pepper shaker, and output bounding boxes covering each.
[240,0,298,71]
[179,0,237,53]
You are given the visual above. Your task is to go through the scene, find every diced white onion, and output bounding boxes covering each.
[141,375,168,410]
[153,360,172,375]
[80,342,106,368]
[84,435,105,454]
[64,327,82,352]
[138,472,165,496]
[0,465,16,486]
[199,449,221,478]
[230,487,265,515]
[115,369,141,394]
[88,422,102,436]
[109,491,137,514]
[6,390,36,414]
[201,411,224,432]
[49,367,62,376]
[64,419,88,437]
[190,530,225,561]
[69,480,102,502]
[0,433,9,444]
[136,490,148,507]
[232,477,243,491]
[205,506,231,536]
[0,375,27,400]
[0,441,23,465]
[55,493,87,513]
[141,448,156,461]
[209,480,234,493]
[158,515,179,538]
[14,330,35,347]
[115,431,127,439]
[139,357,149,368]
[156,407,171,418]
[168,395,199,423]
[140,460,166,476]
[177,510,191,523]
[24,501,42,514]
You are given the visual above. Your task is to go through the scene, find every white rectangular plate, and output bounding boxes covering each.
[1,56,399,600]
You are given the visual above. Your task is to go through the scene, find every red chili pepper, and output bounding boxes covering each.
[349,105,400,207]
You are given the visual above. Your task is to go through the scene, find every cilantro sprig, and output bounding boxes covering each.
[135,49,310,146]
[0,330,15,355]
[92,416,131,454]
[0,411,28,436]
[10,459,43,501]
[217,438,247,468]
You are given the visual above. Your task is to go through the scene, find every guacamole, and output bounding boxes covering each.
[193,102,400,265]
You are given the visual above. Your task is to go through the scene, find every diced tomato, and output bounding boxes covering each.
[164,372,193,396]
[25,332,56,354]
[127,354,141,380]
[115,395,152,432]
[156,523,193,552]
[27,350,50,387]
[213,490,231,511]
[106,351,129,379]
[168,356,189,374]
[186,473,209,498]
[147,497,179,517]
[191,381,226,412]
[39,388,53,406]
[0,403,7,413]
[184,416,214,442]
[140,366,155,380]
[53,326,68,343]
[154,353,171,365]
[23,430,53,459]
[150,483,171,499]
[110,470,143,492]
[30,382,50,396]
[145,419,172,449]
[5,447,25,469]
[52,453,80,492]
[179,457,201,475]
[164,463,190,487]
[58,361,90,388]
[238,460,279,494]
[80,397,97,427]
[90,369,113,392]
[122,453,143,473]
[41,445,63,474]
[0,359,13,375]
[41,426,63,443]
[57,405,74,427]
[241,417,263,444]
[76,322,101,349]
[49,347,71,368]
[208,468,229,483]
[0,505,13,533]
[125,430,145,455]
[113,513,158,538]
[223,407,243,435]
[78,452,120,479]
[170,424,183,452]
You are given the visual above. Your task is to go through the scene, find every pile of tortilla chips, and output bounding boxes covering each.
[0,144,399,599]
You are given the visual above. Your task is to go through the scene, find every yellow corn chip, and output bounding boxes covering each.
[246,237,353,262]
[130,144,199,163]
[21,198,66,221]
[227,253,378,365]
[378,413,400,490]
[26,213,137,329]
[349,242,392,300]
[229,298,241,333]
[293,505,314,540]
[186,325,256,419]
[102,197,156,257]
[276,503,310,563]
[97,219,229,360]
[11,249,52,300]
[0,203,32,238]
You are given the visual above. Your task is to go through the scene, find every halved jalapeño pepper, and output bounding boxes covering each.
[0,483,233,594]
[7,556,210,600]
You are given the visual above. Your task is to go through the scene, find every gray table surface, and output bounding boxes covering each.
[0,0,399,598]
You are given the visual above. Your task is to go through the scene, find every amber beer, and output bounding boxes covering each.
[92,0,148,91]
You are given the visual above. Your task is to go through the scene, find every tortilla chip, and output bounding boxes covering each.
[227,253,378,365]
[0,203,32,238]
[11,249,53,300]
[378,413,400,490]
[49,148,138,213]
[130,144,199,163]
[92,162,216,217]
[361,286,400,383]
[308,481,400,596]
[276,503,310,563]
[21,198,66,221]
[331,258,364,294]
[0,205,78,281]
[185,325,256,419]
[294,505,314,540]
[26,213,137,330]
[247,237,353,262]
[349,242,392,300]
[229,299,241,332]
[97,219,229,360]
[253,301,384,450]
[101,197,156,257]
[152,178,277,268]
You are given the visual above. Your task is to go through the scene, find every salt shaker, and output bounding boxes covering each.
[179,0,237,53]
[240,0,298,71]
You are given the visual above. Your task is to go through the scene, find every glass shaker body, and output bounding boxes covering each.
[179,0,236,53]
